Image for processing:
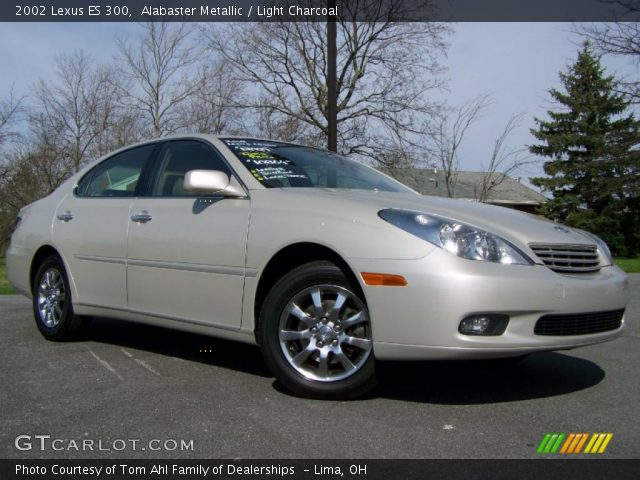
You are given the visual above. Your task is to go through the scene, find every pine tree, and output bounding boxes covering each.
[530,42,640,256]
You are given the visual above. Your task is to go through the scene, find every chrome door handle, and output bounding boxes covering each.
[57,211,73,222]
[131,212,152,223]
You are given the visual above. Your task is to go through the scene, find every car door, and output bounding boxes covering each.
[53,144,157,309]
[126,139,250,329]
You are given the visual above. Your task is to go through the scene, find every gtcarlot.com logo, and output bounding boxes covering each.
[15,435,194,452]
[537,433,613,454]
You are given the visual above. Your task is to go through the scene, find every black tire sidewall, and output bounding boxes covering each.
[259,261,376,399]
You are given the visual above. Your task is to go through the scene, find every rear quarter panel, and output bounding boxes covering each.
[6,196,59,297]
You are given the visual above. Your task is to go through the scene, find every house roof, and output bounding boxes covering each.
[386,168,548,205]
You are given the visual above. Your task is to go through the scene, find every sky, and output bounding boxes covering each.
[0,22,637,186]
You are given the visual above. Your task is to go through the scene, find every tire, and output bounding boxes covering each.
[32,256,85,341]
[258,261,376,399]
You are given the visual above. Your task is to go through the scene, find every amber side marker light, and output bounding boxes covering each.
[361,272,407,287]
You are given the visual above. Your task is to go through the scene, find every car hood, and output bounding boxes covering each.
[272,188,595,249]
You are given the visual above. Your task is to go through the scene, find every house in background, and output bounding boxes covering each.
[386,168,548,215]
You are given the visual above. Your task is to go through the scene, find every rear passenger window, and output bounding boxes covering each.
[150,140,231,197]
[76,145,155,197]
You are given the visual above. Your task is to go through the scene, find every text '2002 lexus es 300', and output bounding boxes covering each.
[7,135,630,398]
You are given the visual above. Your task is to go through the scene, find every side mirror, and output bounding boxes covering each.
[183,170,245,197]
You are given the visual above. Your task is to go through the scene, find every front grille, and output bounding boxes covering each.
[529,243,600,273]
[534,309,624,336]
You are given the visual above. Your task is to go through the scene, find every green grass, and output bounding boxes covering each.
[0,258,16,294]
[615,257,640,274]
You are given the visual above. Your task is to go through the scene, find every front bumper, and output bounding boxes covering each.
[348,250,629,360]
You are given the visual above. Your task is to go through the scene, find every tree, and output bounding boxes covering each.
[175,58,246,135]
[0,87,24,148]
[0,142,71,251]
[118,22,202,137]
[431,95,491,197]
[30,51,122,174]
[202,1,450,163]
[576,2,640,103]
[530,43,640,256]
[426,96,533,201]
[473,113,533,203]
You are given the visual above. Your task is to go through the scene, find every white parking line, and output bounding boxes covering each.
[121,347,161,376]
[134,358,161,376]
[87,347,124,381]
[120,348,134,358]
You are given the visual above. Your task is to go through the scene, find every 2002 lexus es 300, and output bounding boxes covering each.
[7,135,630,398]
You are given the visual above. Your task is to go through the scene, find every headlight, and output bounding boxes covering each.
[379,209,533,265]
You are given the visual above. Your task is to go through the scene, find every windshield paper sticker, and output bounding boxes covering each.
[223,139,310,184]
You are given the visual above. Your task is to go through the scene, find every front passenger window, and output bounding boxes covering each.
[150,140,231,197]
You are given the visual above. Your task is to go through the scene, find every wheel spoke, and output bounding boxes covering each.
[44,270,52,288]
[329,293,346,320]
[280,329,309,342]
[317,349,329,377]
[341,335,372,351]
[291,343,315,367]
[310,288,324,316]
[289,303,315,327]
[335,350,356,373]
[53,304,62,319]
[340,311,366,329]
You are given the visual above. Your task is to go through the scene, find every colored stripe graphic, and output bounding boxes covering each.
[537,434,552,454]
[585,433,614,454]
[574,433,589,454]
[538,433,613,454]
[560,433,575,454]
[598,433,613,453]
[584,433,599,453]
[537,433,565,453]
[550,434,565,453]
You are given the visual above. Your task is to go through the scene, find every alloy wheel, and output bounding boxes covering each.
[37,268,66,328]
[278,284,372,382]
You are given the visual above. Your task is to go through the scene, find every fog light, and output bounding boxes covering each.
[459,314,509,336]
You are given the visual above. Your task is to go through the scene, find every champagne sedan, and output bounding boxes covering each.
[6,135,630,398]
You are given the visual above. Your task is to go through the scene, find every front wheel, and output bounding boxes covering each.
[32,256,85,341]
[259,261,376,399]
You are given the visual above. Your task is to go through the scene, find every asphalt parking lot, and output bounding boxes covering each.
[1,276,638,459]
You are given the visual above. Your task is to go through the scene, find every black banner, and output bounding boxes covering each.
[2,459,640,480]
[2,0,640,22]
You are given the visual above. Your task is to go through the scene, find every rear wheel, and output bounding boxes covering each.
[259,261,376,399]
[32,256,85,341]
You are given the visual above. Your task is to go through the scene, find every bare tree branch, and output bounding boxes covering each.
[473,113,535,202]
[0,87,25,148]
[576,3,640,102]
[201,1,450,161]
[431,95,492,197]
[117,22,202,137]
[30,51,122,173]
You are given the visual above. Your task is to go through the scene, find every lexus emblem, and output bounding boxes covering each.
[554,225,572,234]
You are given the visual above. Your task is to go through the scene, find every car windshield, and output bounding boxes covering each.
[221,138,414,193]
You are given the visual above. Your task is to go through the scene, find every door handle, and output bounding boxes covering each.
[131,211,152,223]
[57,211,73,222]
